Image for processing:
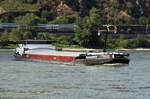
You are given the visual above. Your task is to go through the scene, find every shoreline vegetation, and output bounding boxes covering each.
[63,48,150,51]
[1,35,150,50]
[1,48,150,53]
[0,1,150,50]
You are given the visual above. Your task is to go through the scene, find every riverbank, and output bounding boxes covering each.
[1,48,150,53]
[62,48,150,51]
[120,48,150,51]
[0,49,14,52]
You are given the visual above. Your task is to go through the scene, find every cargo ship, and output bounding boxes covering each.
[14,40,130,65]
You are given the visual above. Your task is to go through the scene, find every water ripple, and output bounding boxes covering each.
[0,51,150,99]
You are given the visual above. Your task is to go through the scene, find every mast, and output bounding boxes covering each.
[102,25,113,52]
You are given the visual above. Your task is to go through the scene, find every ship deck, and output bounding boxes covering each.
[25,50,85,57]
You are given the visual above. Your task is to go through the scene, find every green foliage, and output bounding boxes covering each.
[138,16,148,25]
[48,17,69,24]
[0,31,9,41]
[117,36,128,48]
[107,35,150,49]
[61,0,78,7]
[126,2,140,18]
[0,31,9,48]
[0,0,39,10]
[56,36,71,45]
[127,28,132,33]
[0,16,9,23]
[110,0,120,9]
[134,35,150,48]
[106,37,118,48]
[9,28,35,42]
[52,36,74,48]
[14,13,40,25]
[74,7,106,48]
[40,10,55,23]
[23,31,35,39]
[37,33,52,40]
[89,7,107,25]
[9,29,24,42]
[74,16,95,47]
[0,0,148,25]
[12,14,40,40]
[0,0,150,49]
[41,10,49,18]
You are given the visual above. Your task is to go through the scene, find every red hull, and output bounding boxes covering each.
[22,54,76,61]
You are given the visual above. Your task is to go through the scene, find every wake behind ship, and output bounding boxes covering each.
[14,40,130,65]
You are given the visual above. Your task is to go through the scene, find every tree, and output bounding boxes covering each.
[0,31,10,48]
[110,0,120,9]
[126,2,140,18]
[13,13,40,40]
[89,7,107,25]
[0,16,9,23]
[23,30,34,39]
[40,10,55,23]
[118,35,128,48]
[0,31,9,41]
[9,29,24,42]
[74,7,107,48]
[37,33,52,40]
[14,13,40,25]
[138,16,148,25]
[48,16,69,24]
[135,35,148,48]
